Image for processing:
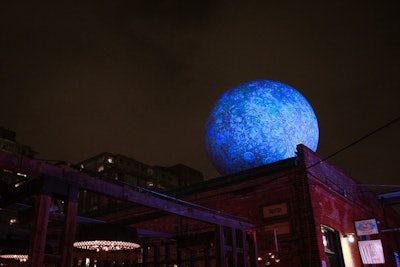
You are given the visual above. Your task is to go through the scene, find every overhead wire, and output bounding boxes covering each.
[307,115,400,171]
[304,115,400,197]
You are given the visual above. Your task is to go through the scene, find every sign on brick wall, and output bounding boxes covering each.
[354,218,379,236]
[358,239,385,264]
[263,202,288,219]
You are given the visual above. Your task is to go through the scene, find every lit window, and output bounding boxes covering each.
[107,157,114,164]
[98,165,104,172]
[322,234,328,247]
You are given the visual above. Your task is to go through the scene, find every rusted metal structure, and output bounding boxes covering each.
[0,150,258,266]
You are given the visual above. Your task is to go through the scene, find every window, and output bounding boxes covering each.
[321,225,345,267]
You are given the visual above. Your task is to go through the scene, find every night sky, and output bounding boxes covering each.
[1,1,399,188]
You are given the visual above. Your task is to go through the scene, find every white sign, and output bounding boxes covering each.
[358,239,385,264]
[263,203,288,218]
[354,219,379,236]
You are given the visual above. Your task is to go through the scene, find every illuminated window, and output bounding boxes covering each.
[107,157,114,164]
[321,225,345,267]
[97,165,104,172]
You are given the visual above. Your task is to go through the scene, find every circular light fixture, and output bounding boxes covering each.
[0,239,30,263]
[74,223,141,252]
[0,254,28,262]
[73,240,140,252]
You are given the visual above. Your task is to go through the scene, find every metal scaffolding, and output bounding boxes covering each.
[0,150,258,267]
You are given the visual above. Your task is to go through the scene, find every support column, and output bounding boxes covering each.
[60,184,79,267]
[28,194,51,267]
[217,224,227,267]
[247,230,258,267]
[231,228,238,267]
[241,229,249,267]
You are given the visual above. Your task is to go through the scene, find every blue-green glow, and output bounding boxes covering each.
[204,80,319,175]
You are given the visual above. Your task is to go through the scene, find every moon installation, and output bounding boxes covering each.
[204,80,319,176]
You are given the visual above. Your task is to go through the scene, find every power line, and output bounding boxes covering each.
[307,115,400,170]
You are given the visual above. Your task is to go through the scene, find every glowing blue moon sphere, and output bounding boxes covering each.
[204,80,319,175]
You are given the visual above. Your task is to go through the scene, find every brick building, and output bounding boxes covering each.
[162,144,400,266]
